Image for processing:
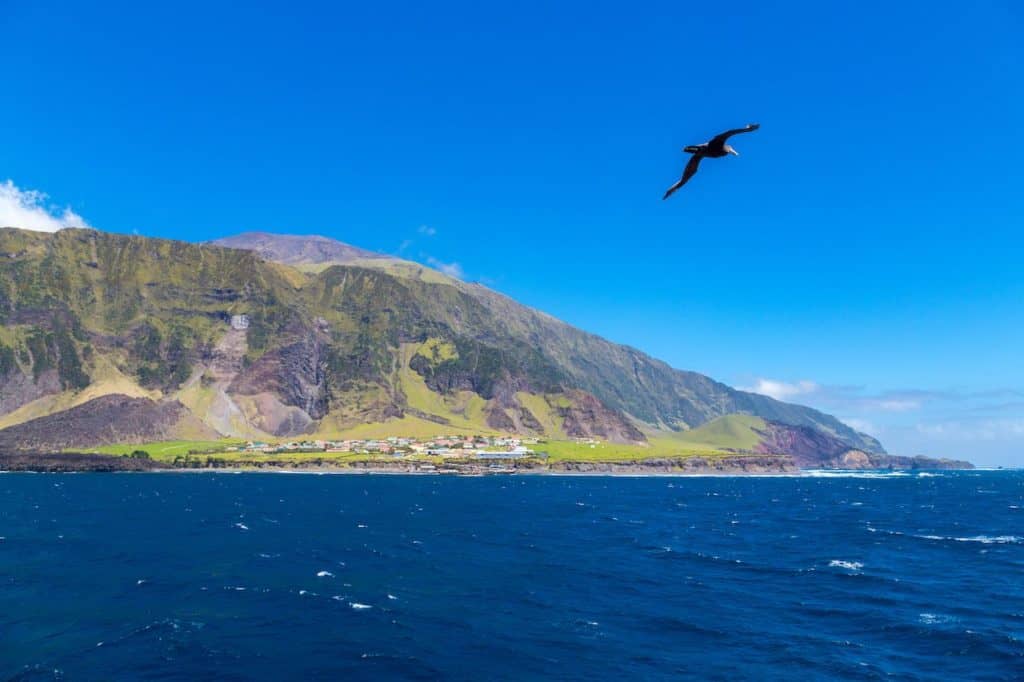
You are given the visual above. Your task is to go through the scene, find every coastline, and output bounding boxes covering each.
[0,451,973,476]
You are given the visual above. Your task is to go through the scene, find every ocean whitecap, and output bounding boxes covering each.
[916,534,1021,544]
[955,535,1021,544]
[919,613,958,625]
[829,560,864,571]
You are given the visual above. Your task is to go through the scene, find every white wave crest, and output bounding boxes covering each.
[955,535,1020,544]
[804,470,909,479]
[916,534,1020,544]
[828,560,864,570]
[919,613,958,625]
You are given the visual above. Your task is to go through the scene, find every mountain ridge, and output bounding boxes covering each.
[0,226,884,457]
[211,230,884,451]
[210,231,388,267]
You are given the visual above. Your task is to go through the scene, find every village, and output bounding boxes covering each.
[231,434,548,459]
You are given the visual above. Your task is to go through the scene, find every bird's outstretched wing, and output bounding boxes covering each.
[709,123,760,147]
[663,154,702,199]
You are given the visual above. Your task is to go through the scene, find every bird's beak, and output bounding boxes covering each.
[728,149,740,156]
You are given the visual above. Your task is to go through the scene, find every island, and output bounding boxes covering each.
[0,426,972,474]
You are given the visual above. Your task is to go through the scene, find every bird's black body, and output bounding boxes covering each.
[663,123,759,199]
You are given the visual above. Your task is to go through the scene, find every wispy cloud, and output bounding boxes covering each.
[739,378,819,401]
[875,399,921,412]
[841,417,876,434]
[741,375,1024,463]
[740,378,967,413]
[426,256,464,279]
[915,418,1024,441]
[0,179,90,232]
[392,223,466,280]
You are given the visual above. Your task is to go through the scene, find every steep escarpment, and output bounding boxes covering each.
[0,227,886,455]
[754,420,971,470]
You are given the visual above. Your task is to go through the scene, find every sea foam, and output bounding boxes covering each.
[917,534,1021,544]
[828,560,864,570]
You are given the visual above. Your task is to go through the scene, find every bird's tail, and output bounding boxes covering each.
[683,145,700,154]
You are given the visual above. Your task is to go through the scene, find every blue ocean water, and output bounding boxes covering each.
[1,471,1022,680]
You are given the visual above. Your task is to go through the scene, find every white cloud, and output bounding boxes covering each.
[426,256,464,280]
[741,378,819,401]
[741,376,1024,464]
[915,418,1024,441]
[418,225,437,237]
[876,399,920,412]
[841,417,876,435]
[742,378,930,413]
[0,179,90,232]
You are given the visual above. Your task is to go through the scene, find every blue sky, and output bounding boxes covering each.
[1,1,1022,464]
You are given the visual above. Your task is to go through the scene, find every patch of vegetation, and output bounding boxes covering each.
[414,338,458,366]
[84,439,245,460]
[393,343,498,433]
[662,414,767,451]
[19,324,90,389]
[25,329,52,379]
[536,438,733,462]
[410,335,564,399]
[0,343,16,376]
[131,322,195,390]
[243,302,303,360]
[515,392,568,439]
[53,324,90,390]
[326,326,394,391]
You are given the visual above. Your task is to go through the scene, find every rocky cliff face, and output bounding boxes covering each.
[754,420,972,470]
[0,227,887,454]
[557,390,646,443]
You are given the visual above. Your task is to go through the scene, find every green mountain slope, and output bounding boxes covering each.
[0,227,883,453]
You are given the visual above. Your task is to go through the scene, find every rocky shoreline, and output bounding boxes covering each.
[0,451,971,475]
[0,452,168,472]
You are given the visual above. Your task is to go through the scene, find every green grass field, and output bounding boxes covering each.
[82,439,245,460]
[534,414,768,462]
[535,439,730,462]
[660,414,767,451]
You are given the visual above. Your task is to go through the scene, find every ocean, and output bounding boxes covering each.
[1,471,1022,680]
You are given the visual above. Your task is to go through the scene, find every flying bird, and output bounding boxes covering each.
[662,123,760,200]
